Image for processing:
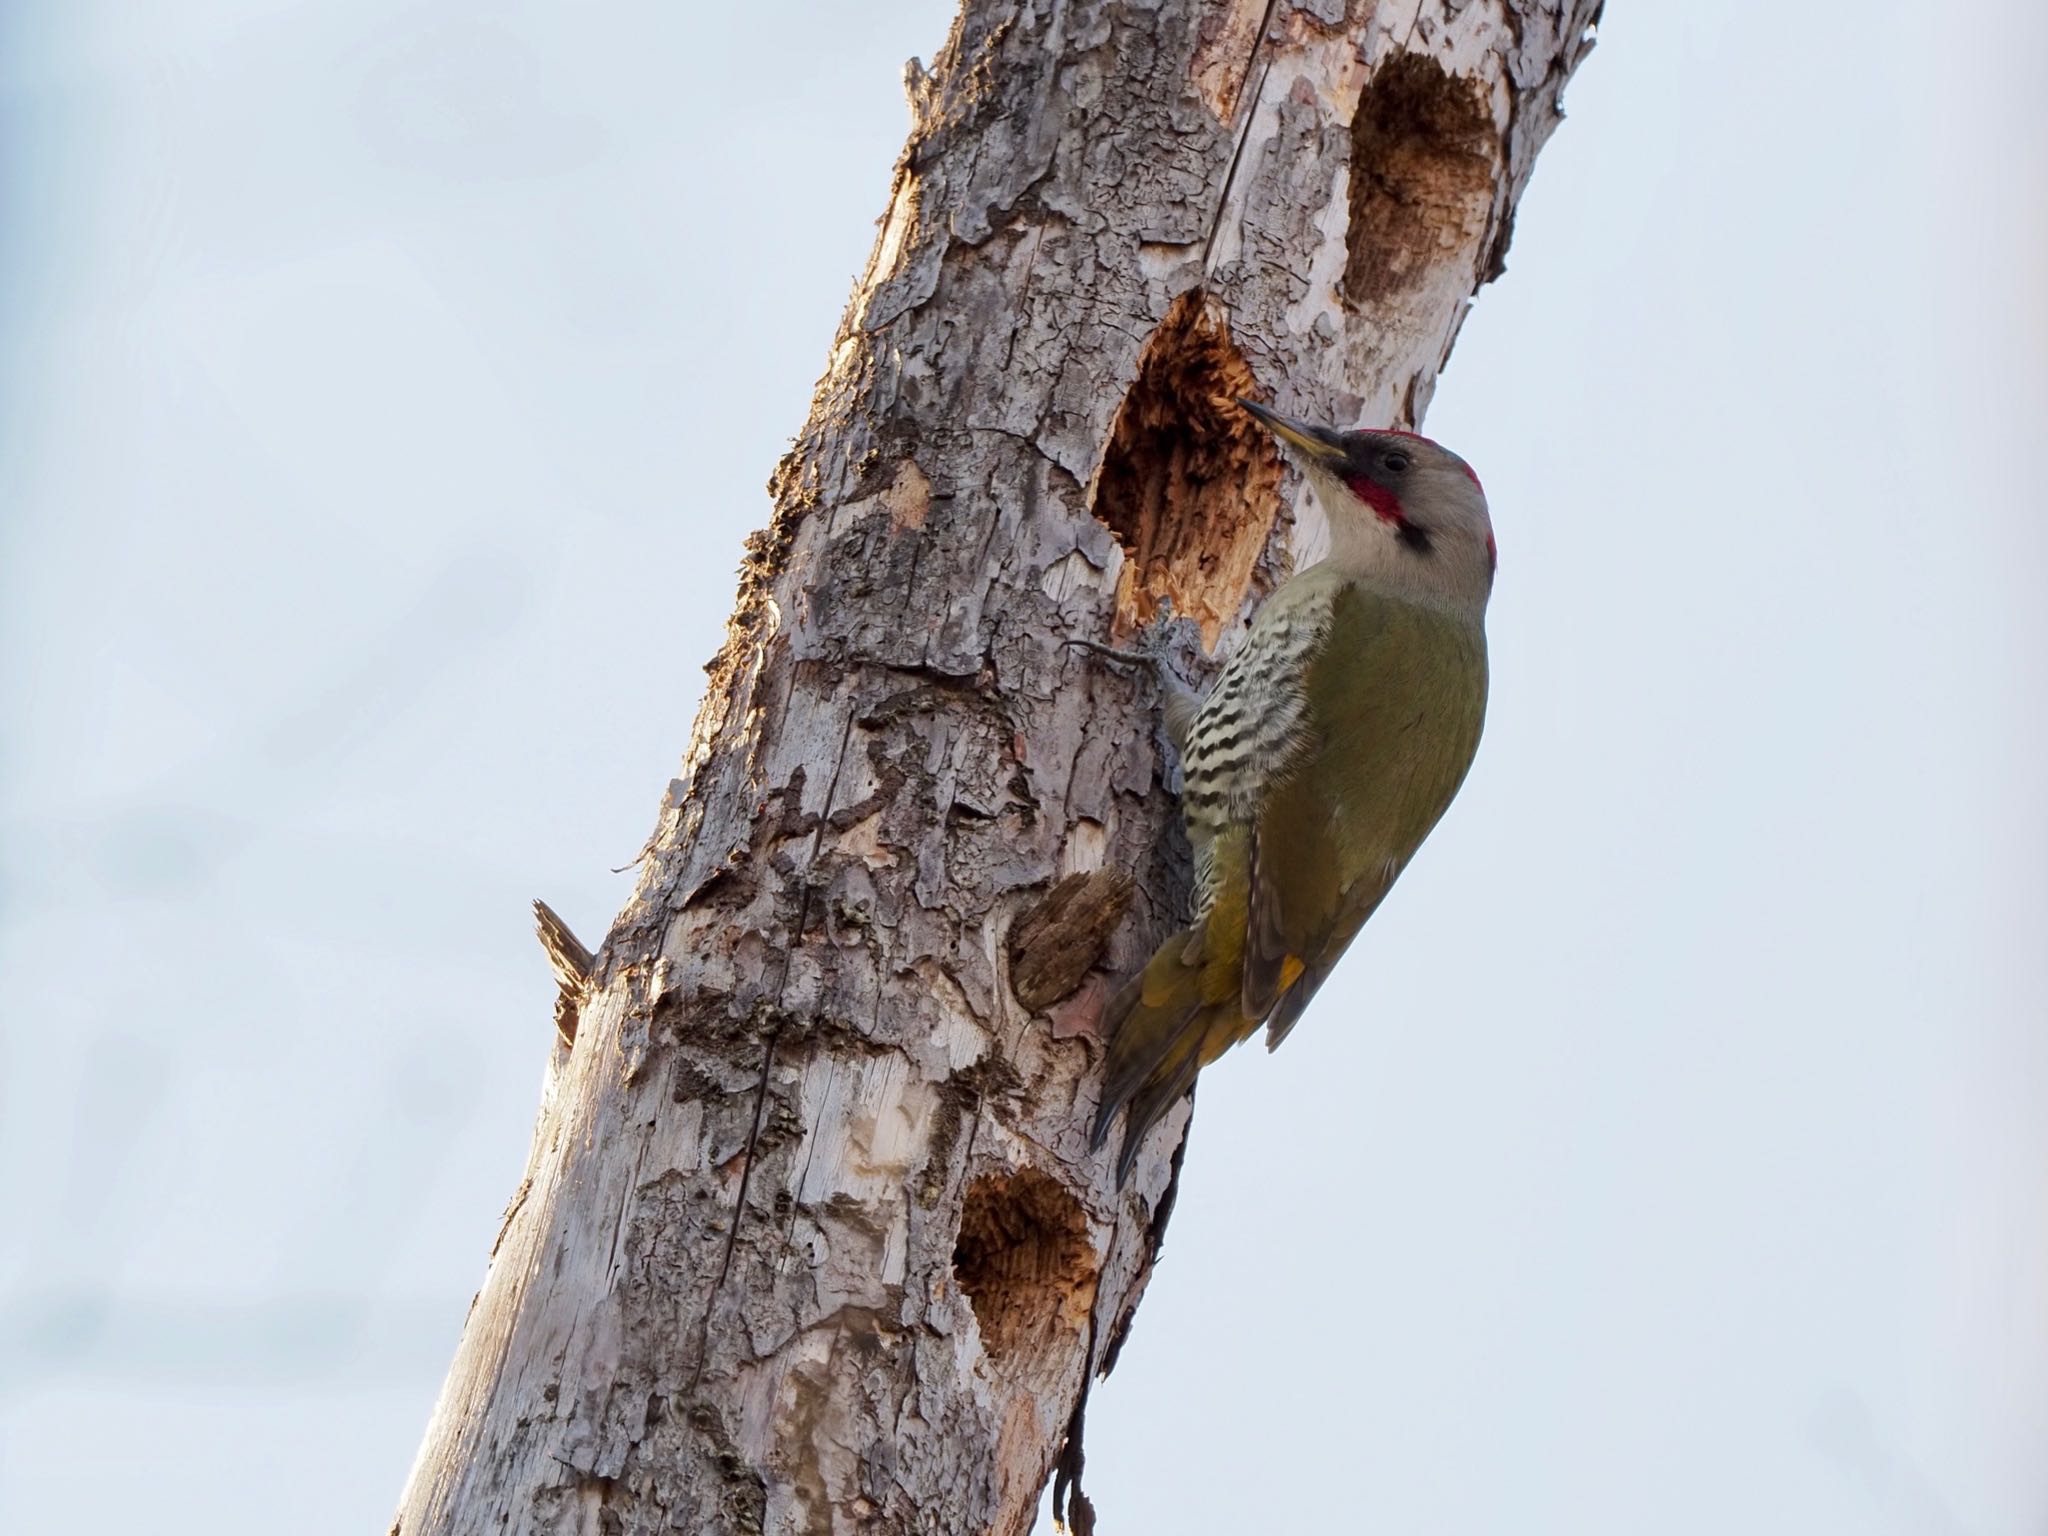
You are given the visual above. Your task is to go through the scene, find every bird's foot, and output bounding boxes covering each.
[1062,612,1200,755]
[1061,636,1160,669]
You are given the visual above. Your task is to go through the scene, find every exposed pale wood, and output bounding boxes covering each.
[394,3,1601,1531]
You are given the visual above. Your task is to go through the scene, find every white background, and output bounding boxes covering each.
[3,2,2044,1531]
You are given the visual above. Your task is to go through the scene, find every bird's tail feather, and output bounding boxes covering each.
[1090,929,1249,1184]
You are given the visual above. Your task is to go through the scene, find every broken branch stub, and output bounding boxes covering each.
[532,898,594,1048]
[1008,869,1139,1014]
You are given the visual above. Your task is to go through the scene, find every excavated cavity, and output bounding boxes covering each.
[1342,53,1499,305]
[1090,292,1282,649]
[952,1168,1096,1366]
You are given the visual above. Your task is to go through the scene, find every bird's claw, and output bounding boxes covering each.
[1063,611,1199,755]
[1061,636,1160,669]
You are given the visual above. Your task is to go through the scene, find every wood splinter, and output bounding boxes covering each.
[533,898,594,1048]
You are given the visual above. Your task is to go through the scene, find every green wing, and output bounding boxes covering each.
[1240,584,1488,1045]
[1091,583,1487,1182]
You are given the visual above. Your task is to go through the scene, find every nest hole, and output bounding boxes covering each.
[1342,52,1499,306]
[952,1168,1097,1365]
[1090,291,1281,649]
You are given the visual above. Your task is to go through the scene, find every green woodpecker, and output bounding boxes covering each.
[1091,400,1494,1183]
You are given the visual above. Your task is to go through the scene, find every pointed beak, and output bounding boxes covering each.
[1233,398,1348,465]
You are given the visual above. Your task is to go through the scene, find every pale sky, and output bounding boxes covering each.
[2,3,2044,1532]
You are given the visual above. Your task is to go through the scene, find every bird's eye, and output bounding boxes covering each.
[1382,450,1412,473]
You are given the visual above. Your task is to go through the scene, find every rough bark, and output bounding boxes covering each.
[394,3,1600,1532]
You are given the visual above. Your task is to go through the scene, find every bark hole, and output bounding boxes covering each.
[953,1168,1097,1365]
[1342,53,1498,305]
[1090,291,1281,648]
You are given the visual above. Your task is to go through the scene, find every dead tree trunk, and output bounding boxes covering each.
[394,3,1599,1531]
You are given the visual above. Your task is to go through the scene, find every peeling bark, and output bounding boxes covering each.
[393,3,1601,1532]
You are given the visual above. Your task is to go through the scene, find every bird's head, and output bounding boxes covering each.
[1236,398,1495,609]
